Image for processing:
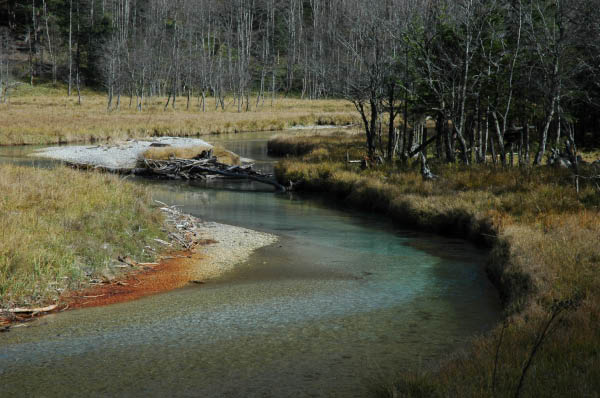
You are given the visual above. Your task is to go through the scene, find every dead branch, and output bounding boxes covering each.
[138,156,286,191]
[6,304,58,314]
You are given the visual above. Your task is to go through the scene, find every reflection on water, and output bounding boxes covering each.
[0,134,501,397]
[0,145,58,168]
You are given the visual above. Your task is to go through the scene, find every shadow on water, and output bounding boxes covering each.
[0,134,501,397]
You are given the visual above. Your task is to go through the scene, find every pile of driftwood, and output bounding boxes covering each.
[155,200,203,251]
[133,154,286,191]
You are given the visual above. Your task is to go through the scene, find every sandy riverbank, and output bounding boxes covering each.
[1,207,277,326]
[65,221,278,310]
[65,205,277,308]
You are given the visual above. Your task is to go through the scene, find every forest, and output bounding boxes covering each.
[1,0,600,165]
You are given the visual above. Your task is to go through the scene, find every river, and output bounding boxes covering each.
[0,132,501,397]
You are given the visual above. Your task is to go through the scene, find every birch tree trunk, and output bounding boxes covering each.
[68,0,73,96]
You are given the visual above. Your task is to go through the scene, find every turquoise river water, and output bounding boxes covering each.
[0,132,501,397]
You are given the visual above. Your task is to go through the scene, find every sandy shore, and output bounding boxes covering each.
[64,208,278,309]
[157,203,277,281]
[189,221,278,280]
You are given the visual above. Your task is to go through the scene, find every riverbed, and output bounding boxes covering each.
[0,132,501,397]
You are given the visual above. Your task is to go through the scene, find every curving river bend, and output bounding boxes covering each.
[0,132,501,397]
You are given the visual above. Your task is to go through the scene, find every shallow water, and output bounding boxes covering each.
[0,134,501,397]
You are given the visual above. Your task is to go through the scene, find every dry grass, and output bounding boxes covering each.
[268,130,364,157]
[0,164,166,308]
[580,149,600,163]
[0,83,358,146]
[142,145,240,165]
[271,132,600,397]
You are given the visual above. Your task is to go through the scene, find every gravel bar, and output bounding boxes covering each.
[33,137,213,170]
[189,221,278,280]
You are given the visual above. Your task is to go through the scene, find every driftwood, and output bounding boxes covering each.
[7,304,58,314]
[420,152,437,180]
[138,156,286,191]
[548,148,573,169]
[346,151,362,164]
[154,201,202,251]
[65,151,286,192]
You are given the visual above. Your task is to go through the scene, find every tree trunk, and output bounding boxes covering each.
[518,122,524,166]
[490,132,497,165]
[491,111,507,165]
[525,123,531,164]
[534,97,558,165]
[436,113,444,159]
[368,98,378,158]
[75,0,81,105]
[444,119,455,163]
[386,87,398,162]
[68,0,72,96]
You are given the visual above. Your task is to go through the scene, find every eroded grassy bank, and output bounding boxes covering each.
[270,132,600,397]
[0,164,166,310]
[0,84,358,146]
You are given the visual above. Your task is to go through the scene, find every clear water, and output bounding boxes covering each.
[0,134,501,397]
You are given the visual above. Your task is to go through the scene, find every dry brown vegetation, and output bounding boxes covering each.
[0,84,358,146]
[270,132,600,397]
[267,130,363,157]
[142,145,240,165]
[0,164,166,309]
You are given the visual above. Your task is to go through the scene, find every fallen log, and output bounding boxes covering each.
[7,304,58,314]
[188,165,286,192]
[140,157,286,191]
[64,151,287,192]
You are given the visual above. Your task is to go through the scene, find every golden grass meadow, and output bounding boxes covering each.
[0,84,358,146]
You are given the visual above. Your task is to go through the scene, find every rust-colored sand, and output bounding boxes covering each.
[0,241,216,328]
[66,244,216,309]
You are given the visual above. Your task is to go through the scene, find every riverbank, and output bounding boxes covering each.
[63,218,277,311]
[0,164,276,326]
[0,164,165,312]
[270,132,600,397]
[0,84,358,146]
